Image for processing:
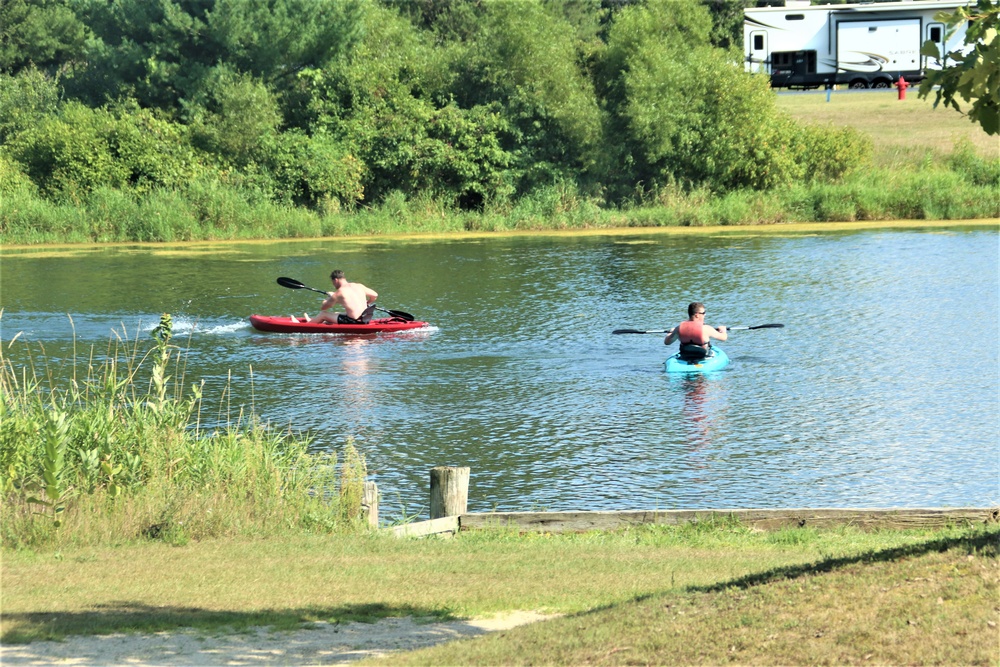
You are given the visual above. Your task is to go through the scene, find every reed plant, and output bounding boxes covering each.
[0,313,368,549]
[2,153,996,247]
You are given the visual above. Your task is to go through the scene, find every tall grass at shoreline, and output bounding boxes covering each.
[2,160,997,246]
[0,313,367,550]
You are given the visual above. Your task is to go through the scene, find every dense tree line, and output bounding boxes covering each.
[0,0,868,215]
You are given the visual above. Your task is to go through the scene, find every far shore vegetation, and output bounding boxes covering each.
[2,92,997,246]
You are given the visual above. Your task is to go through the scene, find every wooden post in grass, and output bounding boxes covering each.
[362,481,379,528]
[430,466,469,519]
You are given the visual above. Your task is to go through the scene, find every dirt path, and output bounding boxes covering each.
[0,611,555,666]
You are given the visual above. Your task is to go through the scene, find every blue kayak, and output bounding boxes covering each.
[665,346,730,373]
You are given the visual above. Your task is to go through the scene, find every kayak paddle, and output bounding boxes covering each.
[729,323,784,330]
[276,277,416,321]
[612,323,784,334]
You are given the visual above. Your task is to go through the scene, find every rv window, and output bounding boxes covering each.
[930,26,942,42]
[869,27,877,32]
[772,52,793,67]
[754,34,764,50]
[785,14,804,20]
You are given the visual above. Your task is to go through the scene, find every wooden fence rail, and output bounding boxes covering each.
[372,468,999,538]
[458,507,1000,533]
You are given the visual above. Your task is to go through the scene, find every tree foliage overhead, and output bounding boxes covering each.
[67,0,365,114]
[0,0,89,74]
[0,0,872,212]
[919,0,1000,136]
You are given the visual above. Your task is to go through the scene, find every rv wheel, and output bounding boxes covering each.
[871,79,891,89]
[849,80,869,89]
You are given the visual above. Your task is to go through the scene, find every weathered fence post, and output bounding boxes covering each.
[362,481,379,529]
[429,466,469,519]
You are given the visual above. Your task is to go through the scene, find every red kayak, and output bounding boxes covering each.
[249,314,429,334]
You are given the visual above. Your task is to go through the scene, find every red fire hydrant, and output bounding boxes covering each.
[896,76,908,101]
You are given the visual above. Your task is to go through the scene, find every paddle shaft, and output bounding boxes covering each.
[612,323,784,335]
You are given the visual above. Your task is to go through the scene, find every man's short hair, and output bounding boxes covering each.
[331,270,345,281]
[688,302,705,317]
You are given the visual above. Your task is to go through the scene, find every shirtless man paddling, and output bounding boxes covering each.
[296,270,378,324]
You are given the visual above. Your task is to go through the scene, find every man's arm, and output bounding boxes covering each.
[320,291,340,311]
[707,325,727,342]
[664,326,678,345]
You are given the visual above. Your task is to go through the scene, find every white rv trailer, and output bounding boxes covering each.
[744,0,970,89]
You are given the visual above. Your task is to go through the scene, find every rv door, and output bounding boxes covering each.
[748,30,768,74]
[924,22,946,70]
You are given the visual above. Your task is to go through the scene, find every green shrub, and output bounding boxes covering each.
[458,0,603,195]
[791,123,873,183]
[188,67,283,170]
[267,130,365,209]
[0,67,61,144]
[947,137,1000,187]
[105,101,205,195]
[5,102,129,202]
[0,151,36,196]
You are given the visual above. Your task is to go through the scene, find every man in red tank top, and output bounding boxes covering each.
[664,302,727,359]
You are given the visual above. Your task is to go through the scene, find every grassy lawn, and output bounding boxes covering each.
[3,523,996,664]
[383,526,997,666]
[776,90,999,167]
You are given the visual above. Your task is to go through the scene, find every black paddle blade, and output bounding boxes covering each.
[612,328,666,335]
[727,323,785,331]
[277,277,328,295]
[375,306,415,322]
[277,276,304,289]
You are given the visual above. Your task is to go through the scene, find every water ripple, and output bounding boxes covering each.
[1,229,996,519]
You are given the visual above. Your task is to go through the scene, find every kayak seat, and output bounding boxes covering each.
[336,305,376,325]
[679,343,712,360]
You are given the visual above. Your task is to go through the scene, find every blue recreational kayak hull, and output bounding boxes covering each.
[665,347,730,373]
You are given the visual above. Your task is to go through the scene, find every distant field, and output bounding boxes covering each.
[777,90,998,166]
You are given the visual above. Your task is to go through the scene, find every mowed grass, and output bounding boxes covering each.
[777,90,1000,168]
[384,526,998,666]
[3,523,997,665]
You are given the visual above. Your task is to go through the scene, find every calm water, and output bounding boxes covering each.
[2,227,998,520]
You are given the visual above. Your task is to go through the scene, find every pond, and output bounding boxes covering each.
[2,224,997,521]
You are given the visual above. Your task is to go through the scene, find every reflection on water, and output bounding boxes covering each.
[340,337,375,434]
[677,374,719,453]
[1,228,997,520]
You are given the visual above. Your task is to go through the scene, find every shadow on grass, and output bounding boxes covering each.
[566,524,1000,620]
[2,602,458,644]
[693,524,999,594]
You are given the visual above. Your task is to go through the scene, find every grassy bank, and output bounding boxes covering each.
[3,522,996,664]
[0,313,368,550]
[386,524,998,666]
[1,94,997,246]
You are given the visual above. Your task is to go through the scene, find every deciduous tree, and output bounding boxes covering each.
[0,0,88,74]
[919,0,1000,135]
